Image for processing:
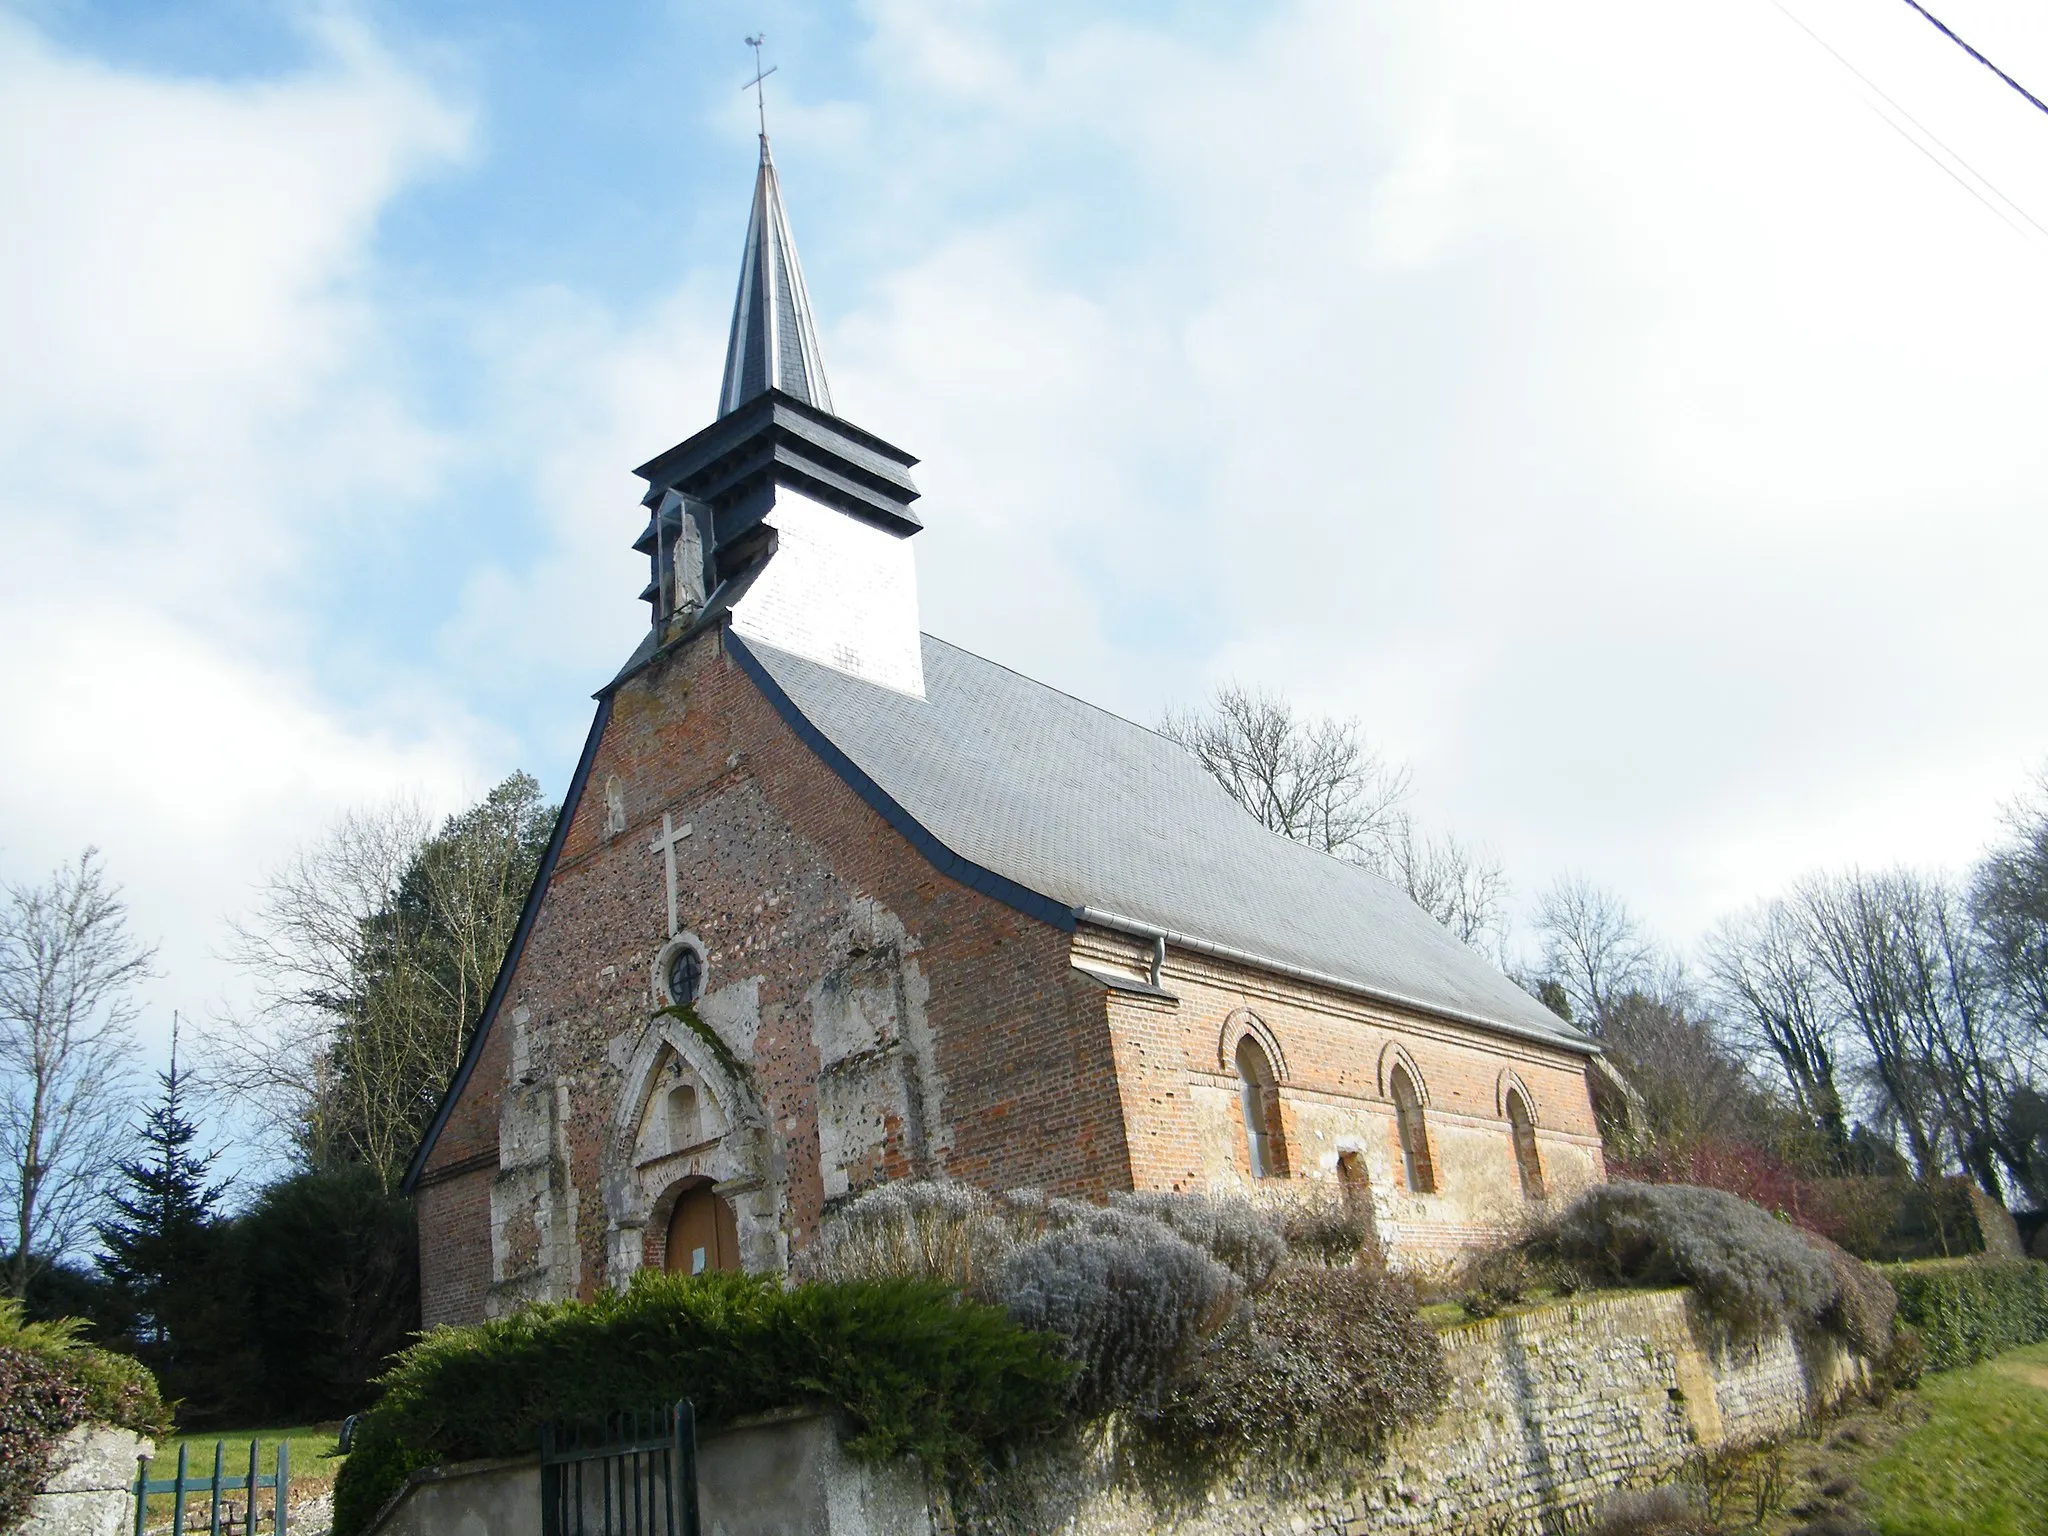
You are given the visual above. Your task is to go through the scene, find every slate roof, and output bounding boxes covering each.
[719,137,834,418]
[735,632,1594,1054]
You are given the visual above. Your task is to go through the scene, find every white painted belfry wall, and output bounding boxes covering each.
[731,488,926,697]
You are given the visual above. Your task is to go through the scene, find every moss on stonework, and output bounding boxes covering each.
[655,1002,753,1091]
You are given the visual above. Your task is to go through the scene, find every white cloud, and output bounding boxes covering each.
[827,0,2048,947]
[6,0,2046,1087]
[0,13,483,1054]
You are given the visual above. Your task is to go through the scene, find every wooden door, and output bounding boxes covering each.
[665,1186,740,1275]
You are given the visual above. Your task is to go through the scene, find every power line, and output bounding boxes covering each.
[1897,0,2048,123]
[1768,0,2048,242]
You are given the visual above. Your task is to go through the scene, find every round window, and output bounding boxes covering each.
[665,944,703,1006]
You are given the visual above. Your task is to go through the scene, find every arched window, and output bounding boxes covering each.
[665,1182,740,1275]
[1390,1064,1435,1194]
[1505,1088,1545,1199]
[1235,1036,1288,1179]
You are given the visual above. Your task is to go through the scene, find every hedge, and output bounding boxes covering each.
[331,1270,1072,1536]
[1885,1258,2048,1371]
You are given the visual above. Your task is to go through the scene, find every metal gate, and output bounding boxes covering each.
[540,1401,699,1536]
[132,1441,289,1536]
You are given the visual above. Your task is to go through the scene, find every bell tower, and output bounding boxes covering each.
[633,134,926,697]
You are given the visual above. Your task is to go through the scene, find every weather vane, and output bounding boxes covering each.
[743,34,777,140]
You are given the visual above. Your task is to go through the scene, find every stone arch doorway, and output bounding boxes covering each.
[663,1179,740,1276]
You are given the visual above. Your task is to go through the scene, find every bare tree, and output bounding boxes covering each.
[210,800,433,1177]
[1794,868,2018,1195]
[1374,818,1511,951]
[1161,685,1409,861]
[1705,900,1849,1151]
[1973,766,2048,1068]
[1598,989,1780,1151]
[211,775,553,1187]
[1161,684,1517,951]
[1532,874,1656,1031]
[0,849,154,1295]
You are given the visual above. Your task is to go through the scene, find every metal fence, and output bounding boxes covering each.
[133,1441,289,1536]
[541,1401,699,1536]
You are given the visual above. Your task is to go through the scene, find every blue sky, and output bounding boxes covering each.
[4,0,2048,1110]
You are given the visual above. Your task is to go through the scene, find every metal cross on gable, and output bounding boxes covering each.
[649,811,693,939]
[743,33,777,139]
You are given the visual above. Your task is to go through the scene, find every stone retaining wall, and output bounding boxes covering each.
[1068,1288,1864,1536]
[364,1409,929,1536]
[21,1425,153,1536]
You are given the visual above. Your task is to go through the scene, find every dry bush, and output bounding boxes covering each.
[1804,1236,1896,1360]
[1264,1187,1382,1268]
[1134,1263,1448,1489]
[1001,1206,1239,1417]
[798,1181,1019,1299]
[1109,1190,1288,1292]
[1458,1247,1539,1318]
[807,1184,1253,1418]
[1536,1182,1837,1340]
[1585,1486,1722,1536]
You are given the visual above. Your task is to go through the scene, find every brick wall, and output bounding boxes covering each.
[415,1165,493,1330]
[1075,925,1604,1258]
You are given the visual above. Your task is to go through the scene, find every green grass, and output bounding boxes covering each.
[139,1425,347,1526]
[151,1424,345,1479]
[1860,1342,2048,1536]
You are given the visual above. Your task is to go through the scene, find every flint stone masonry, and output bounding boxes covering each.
[20,1426,153,1536]
[1067,1288,1866,1536]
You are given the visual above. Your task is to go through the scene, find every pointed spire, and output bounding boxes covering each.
[718,137,835,418]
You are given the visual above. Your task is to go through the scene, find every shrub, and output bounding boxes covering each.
[1535,1182,1837,1340]
[1261,1188,1379,1270]
[1001,1206,1238,1416]
[1885,1258,2048,1370]
[1586,1486,1722,1536]
[799,1180,1019,1298]
[1617,1142,1992,1264]
[1133,1264,1448,1489]
[808,1184,1251,1417]
[65,1346,171,1439]
[0,1344,90,1532]
[1806,1236,1896,1360]
[0,1298,169,1531]
[330,1270,1072,1536]
[1109,1191,1288,1292]
[1458,1247,1540,1319]
[235,1165,421,1420]
[1876,1325,1924,1397]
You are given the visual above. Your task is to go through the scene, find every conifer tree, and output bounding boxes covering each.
[97,1018,232,1404]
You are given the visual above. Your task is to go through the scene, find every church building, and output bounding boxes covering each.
[405,135,1605,1326]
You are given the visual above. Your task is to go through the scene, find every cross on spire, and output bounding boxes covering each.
[743,34,777,142]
